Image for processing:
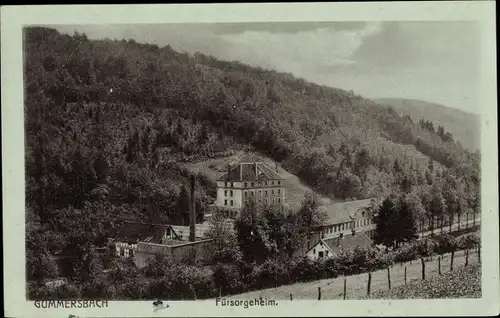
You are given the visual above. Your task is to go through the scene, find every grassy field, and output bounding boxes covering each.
[367,264,481,299]
[224,249,480,300]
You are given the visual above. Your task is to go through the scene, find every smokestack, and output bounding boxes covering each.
[254,163,258,178]
[189,174,196,242]
[275,162,279,173]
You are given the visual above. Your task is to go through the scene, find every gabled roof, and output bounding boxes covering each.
[170,225,209,240]
[113,221,180,244]
[218,162,283,182]
[319,198,376,225]
[321,231,374,255]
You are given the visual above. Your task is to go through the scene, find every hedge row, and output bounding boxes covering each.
[29,233,480,300]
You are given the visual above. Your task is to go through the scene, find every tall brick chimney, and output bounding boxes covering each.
[189,174,196,242]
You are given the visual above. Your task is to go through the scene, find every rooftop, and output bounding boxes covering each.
[322,230,374,255]
[318,198,376,225]
[136,238,214,254]
[218,162,283,182]
[170,224,210,240]
[114,221,181,244]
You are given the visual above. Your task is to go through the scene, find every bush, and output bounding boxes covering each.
[433,234,459,254]
[334,247,383,275]
[212,263,243,296]
[393,245,418,263]
[289,257,324,282]
[251,258,291,289]
[323,258,340,278]
[414,238,436,257]
[28,281,83,300]
[458,233,480,250]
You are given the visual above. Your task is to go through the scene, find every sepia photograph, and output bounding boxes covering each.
[2,2,498,317]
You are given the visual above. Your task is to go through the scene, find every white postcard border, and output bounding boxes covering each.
[2,2,498,317]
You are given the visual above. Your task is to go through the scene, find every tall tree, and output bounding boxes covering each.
[395,198,419,246]
[175,185,190,225]
[205,210,242,263]
[429,186,447,236]
[373,197,397,248]
[235,199,271,263]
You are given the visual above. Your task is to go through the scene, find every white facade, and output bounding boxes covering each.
[215,181,244,209]
[306,240,333,261]
[214,163,286,219]
[320,218,376,239]
[116,242,137,258]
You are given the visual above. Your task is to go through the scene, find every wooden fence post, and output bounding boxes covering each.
[290,293,293,301]
[438,255,441,275]
[343,278,347,300]
[192,286,197,300]
[367,272,372,296]
[421,258,426,280]
[387,267,391,290]
[450,251,454,271]
[318,286,321,300]
[404,266,407,285]
[465,250,469,267]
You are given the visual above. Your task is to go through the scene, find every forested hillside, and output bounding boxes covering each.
[376,98,480,151]
[25,27,480,288]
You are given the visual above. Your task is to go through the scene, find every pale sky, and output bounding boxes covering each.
[51,22,480,114]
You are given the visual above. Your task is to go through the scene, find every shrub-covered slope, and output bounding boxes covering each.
[24,27,480,260]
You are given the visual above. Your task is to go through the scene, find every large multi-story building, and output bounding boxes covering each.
[214,161,285,218]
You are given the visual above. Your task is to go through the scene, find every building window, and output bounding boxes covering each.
[272,181,275,185]
[230,200,233,206]
[313,248,316,254]
[224,200,227,206]
[251,192,254,196]
[319,251,324,258]
[272,189,275,194]
[244,182,247,187]
[231,182,234,187]
[278,198,281,203]
[230,190,233,196]
[224,190,228,196]
[278,181,281,185]
[225,182,229,187]
[120,249,124,257]
[251,182,254,187]
[265,190,268,195]
[326,250,329,256]
[245,191,248,197]
[272,198,275,204]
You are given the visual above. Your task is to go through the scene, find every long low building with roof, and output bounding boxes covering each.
[317,198,378,240]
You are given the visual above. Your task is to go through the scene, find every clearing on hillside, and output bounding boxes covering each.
[182,151,332,211]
